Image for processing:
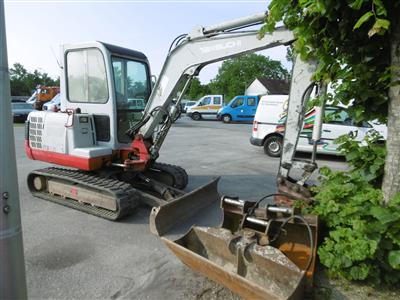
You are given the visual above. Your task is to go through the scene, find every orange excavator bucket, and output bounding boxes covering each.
[150,181,318,300]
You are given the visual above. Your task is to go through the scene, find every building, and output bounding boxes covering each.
[245,78,290,96]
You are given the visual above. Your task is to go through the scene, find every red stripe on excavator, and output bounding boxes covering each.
[24,140,110,171]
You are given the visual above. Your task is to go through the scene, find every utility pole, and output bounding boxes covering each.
[0,0,28,298]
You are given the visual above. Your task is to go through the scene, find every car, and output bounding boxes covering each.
[126,98,145,110]
[250,95,387,157]
[217,95,260,123]
[12,102,35,122]
[183,100,197,113]
[186,95,224,120]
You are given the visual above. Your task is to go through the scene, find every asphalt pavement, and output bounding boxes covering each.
[14,117,347,299]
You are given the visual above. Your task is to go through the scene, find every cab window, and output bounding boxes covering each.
[324,108,353,126]
[231,97,244,108]
[199,97,211,106]
[214,96,222,105]
[112,57,149,109]
[112,56,151,143]
[247,97,256,106]
[67,48,108,103]
[360,121,372,128]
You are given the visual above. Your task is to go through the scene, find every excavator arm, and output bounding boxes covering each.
[134,12,296,158]
[147,13,326,299]
[132,11,325,197]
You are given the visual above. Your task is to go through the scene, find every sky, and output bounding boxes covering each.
[4,0,290,83]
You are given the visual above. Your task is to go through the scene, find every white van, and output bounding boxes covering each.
[186,95,223,120]
[250,95,387,157]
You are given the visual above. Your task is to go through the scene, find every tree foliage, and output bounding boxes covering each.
[262,0,398,123]
[263,0,400,282]
[208,53,289,101]
[10,63,59,96]
[184,77,210,100]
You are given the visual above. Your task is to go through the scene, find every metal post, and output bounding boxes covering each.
[0,0,28,298]
[311,83,327,163]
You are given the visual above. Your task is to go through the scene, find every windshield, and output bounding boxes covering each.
[112,56,150,143]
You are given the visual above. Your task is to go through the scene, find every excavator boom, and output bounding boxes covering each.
[137,13,295,159]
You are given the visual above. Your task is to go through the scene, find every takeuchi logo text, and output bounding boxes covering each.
[200,40,242,53]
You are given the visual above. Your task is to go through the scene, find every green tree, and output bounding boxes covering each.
[184,77,210,100]
[9,62,59,96]
[208,53,289,101]
[285,46,295,64]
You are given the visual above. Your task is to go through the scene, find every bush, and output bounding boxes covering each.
[308,132,400,284]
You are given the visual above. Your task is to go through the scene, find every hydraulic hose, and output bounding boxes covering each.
[275,215,314,272]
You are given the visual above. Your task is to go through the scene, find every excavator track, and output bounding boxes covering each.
[145,162,188,189]
[27,167,140,220]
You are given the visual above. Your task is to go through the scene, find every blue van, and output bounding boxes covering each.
[217,95,260,123]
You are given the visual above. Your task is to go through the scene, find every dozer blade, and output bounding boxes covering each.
[151,191,318,300]
[149,177,221,236]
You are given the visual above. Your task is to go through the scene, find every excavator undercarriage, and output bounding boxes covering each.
[27,162,189,220]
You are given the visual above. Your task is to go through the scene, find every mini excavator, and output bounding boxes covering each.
[26,12,326,299]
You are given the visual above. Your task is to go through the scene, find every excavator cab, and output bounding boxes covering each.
[25,42,193,219]
[60,42,152,148]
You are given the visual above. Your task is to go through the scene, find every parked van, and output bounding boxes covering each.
[183,100,197,112]
[250,95,387,157]
[217,95,260,123]
[186,95,223,120]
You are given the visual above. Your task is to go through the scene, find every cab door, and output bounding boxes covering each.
[213,95,223,108]
[211,96,223,119]
[197,96,212,118]
[243,96,257,121]
[229,97,245,121]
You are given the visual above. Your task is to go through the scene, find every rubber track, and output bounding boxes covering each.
[28,167,140,220]
[152,162,189,189]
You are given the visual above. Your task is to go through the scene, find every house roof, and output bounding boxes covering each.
[256,77,290,95]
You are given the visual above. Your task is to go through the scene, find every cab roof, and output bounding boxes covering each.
[100,41,148,60]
